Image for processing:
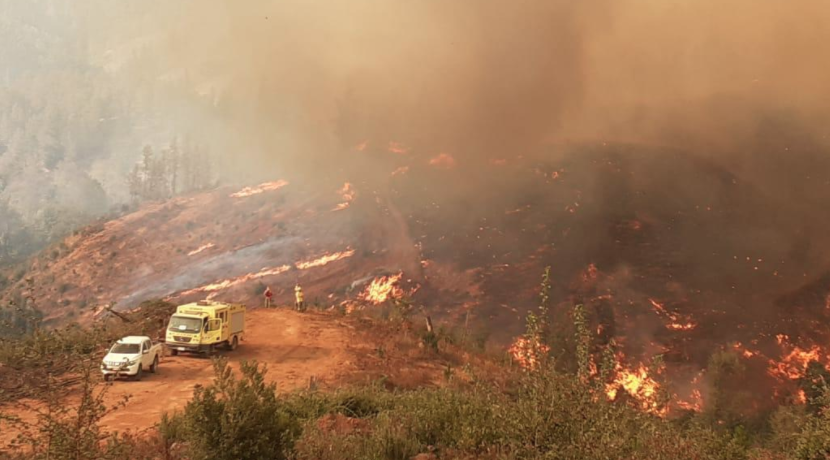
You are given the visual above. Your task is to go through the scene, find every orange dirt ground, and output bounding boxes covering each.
[1,308,361,445]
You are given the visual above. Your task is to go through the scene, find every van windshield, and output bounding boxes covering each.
[110,343,140,354]
[168,316,202,333]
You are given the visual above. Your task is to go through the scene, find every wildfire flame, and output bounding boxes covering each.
[230,180,289,198]
[769,344,824,380]
[187,243,215,256]
[666,322,697,331]
[509,337,550,371]
[180,249,355,297]
[677,389,704,412]
[428,153,456,169]
[360,273,404,304]
[606,362,663,413]
[649,298,697,331]
[733,342,758,359]
[181,265,292,296]
[295,250,356,270]
[332,183,356,211]
[388,141,409,155]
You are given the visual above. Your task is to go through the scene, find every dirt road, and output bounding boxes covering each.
[1,308,359,443]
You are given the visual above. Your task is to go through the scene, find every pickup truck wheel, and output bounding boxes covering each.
[230,336,239,351]
[104,374,113,383]
[170,349,179,356]
[150,356,159,373]
[134,364,142,381]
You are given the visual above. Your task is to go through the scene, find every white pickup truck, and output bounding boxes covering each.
[100,336,162,381]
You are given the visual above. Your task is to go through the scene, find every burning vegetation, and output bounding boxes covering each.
[187,243,215,257]
[294,250,356,270]
[179,265,292,298]
[331,183,355,211]
[359,273,405,305]
[230,180,289,198]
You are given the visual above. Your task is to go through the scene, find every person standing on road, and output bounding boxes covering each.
[294,284,304,311]
[264,286,273,308]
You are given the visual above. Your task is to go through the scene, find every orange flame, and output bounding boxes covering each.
[230,180,289,198]
[295,250,356,270]
[769,345,823,380]
[509,337,550,371]
[181,265,292,296]
[360,273,404,304]
[187,243,215,256]
[649,298,697,331]
[733,342,758,359]
[388,141,409,155]
[666,322,697,331]
[677,389,704,412]
[606,363,663,414]
[428,153,456,169]
[332,183,356,211]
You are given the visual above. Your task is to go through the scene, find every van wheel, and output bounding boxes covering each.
[171,349,179,356]
[150,356,159,373]
[229,336,239,351]
[134,364,143,381]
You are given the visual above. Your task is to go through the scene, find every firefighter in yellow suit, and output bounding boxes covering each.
[294,284,304,311]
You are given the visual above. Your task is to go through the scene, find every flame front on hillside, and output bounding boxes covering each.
[230,180,288,198]
[428,153,456,169]
[187,243,215,256]
[509,337,550,371]
[181,265,292,296]
[332,183,355,211]
[388,141,408,155]
[769,334,825,381]
[360,273,404,304]
[295,250,356,270]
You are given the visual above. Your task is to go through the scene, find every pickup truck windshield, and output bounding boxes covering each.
[111,343,140,354]
[168,316,201,333]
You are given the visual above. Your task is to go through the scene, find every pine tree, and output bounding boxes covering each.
[140,145,154,200]
[126,163,142,204]
[167,137,179,195]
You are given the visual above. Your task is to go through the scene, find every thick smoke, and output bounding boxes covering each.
[126,0,830,310]
[123,0,829,181]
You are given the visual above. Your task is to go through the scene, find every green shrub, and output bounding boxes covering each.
[0,360,132,460]
[165,359,298,460]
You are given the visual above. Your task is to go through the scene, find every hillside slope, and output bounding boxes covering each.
[5,142,830,406]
